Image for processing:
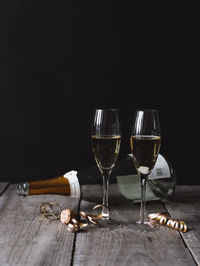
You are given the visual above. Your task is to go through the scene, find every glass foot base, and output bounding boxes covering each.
[127,220,159,232]
[90,218,122,230]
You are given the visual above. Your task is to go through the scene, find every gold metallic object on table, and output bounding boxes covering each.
[40,202,61,220]
[148,212,188,232]
[40,202,107,233]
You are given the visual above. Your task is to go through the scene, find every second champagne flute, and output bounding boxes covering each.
[129,109,161,232]
[91,109,121,229]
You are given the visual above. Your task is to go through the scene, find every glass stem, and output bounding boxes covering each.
[102,169,111,220]
[140,175,147,225]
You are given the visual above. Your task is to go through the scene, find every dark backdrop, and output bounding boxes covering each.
[0,1,199,184]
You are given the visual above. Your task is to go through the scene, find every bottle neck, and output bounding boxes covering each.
[16,171,81,198]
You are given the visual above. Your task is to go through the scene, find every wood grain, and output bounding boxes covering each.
[73,184,196,266]
[0,184,80,266]
[0,182,9,196]
[165,185,200,265]
[0,183,199,266]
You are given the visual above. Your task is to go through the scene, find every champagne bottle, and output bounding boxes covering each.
[16,155,176,202]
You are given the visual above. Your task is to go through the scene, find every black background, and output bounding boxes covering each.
[0,1,199,184]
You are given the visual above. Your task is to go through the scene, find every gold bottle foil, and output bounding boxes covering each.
[29,176,71,196]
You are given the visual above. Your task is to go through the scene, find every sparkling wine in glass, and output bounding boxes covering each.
[91,109,121,229]
[130,109,161,232]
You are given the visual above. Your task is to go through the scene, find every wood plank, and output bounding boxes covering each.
[165,185,200,265]
[0,182,9,196]
[0,184,80,266]
[73,184,196,266]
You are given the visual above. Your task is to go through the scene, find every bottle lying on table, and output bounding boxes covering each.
[16,154,176,202]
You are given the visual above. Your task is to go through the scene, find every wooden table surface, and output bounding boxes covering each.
[0,182,199,266]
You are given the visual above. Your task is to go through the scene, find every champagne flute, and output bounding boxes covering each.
[91,109,121,229]
[130,109,161,232]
